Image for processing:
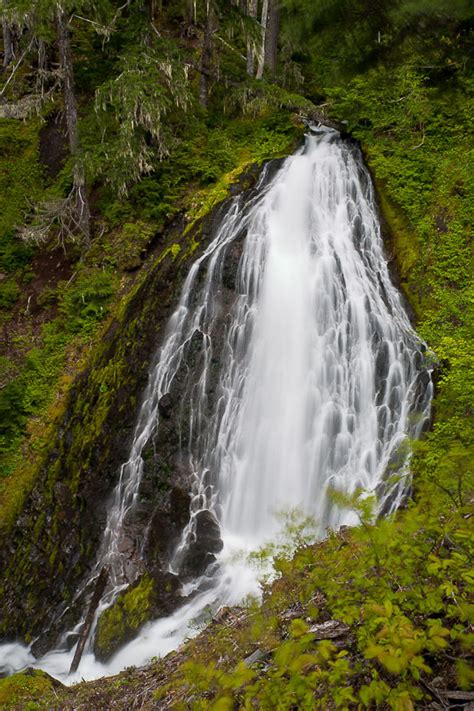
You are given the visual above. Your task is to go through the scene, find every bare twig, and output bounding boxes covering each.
[419,678,448,708]
[411,130,425,150]
[0,36,35,96]
[214,34,246,61]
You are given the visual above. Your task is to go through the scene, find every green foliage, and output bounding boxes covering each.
[0,326,67,461]
[86,41,193,195]
[149,486,471,708]
[0,277,21,309]
[281,0,474,86]
[0,120,43,238]
[59,269,117,334]
[0,269,117,476]
[0,120,41,309]
[94,110,301,229]
[0,233,34,274]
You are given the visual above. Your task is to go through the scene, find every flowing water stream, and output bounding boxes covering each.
[0,127,432,682]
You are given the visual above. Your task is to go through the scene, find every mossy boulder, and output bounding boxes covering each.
[0,668,62,709]
[94,574,155,662]
[94,571,182,662]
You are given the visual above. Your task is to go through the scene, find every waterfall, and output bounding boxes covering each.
[0,127,432,682]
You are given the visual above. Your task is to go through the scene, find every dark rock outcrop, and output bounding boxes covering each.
[179,510,224,578]
[0,157,287,656]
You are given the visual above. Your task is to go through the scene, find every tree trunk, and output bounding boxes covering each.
[246,0,257,77]
[144,0,156,45]
[256,0,269,80]
[191,0,197,24]
[199,1,213,108]
[36,38,48,93]
[56,8,90,244]
[264,0,279,76]
[2,20,14,70]
[146,0,155,23]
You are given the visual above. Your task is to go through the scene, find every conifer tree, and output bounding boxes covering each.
[56,4,90,243]
[0,0,95,243]
[90,2,193,194]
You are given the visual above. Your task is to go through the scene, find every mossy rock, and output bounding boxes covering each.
[0,668,61,709]
[0,149,296,658]
[372,175,424,319]
[94,574,155,662]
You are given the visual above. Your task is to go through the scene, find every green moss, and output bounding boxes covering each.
[0,669,55,709]
[88,220,157,272]
[95,574,155,660]
[184,163,251,236]
[184,114,303,237]
[373,177,423,317]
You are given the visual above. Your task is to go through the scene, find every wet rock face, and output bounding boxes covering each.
[130,327,226,583]
[158,393,173,419]
[0,160,276,653]
[111,192,254,616]
[0,218,187,651]
[221,231,247,291]
[179,511,224,579]
[90,220,246,658]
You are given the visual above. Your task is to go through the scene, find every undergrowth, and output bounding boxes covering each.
[151,488,472,709]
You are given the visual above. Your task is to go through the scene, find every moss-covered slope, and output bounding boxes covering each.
[0,118,301,654]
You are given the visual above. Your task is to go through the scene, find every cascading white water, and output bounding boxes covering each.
[0,127,432,682]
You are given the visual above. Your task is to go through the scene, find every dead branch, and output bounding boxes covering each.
[18,183,91,249]
[0,36,35,96]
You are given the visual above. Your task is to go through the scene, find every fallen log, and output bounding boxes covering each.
[69,566,109,674]
[441,690,474,701]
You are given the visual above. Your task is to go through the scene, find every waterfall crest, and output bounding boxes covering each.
[0,127,432,682]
